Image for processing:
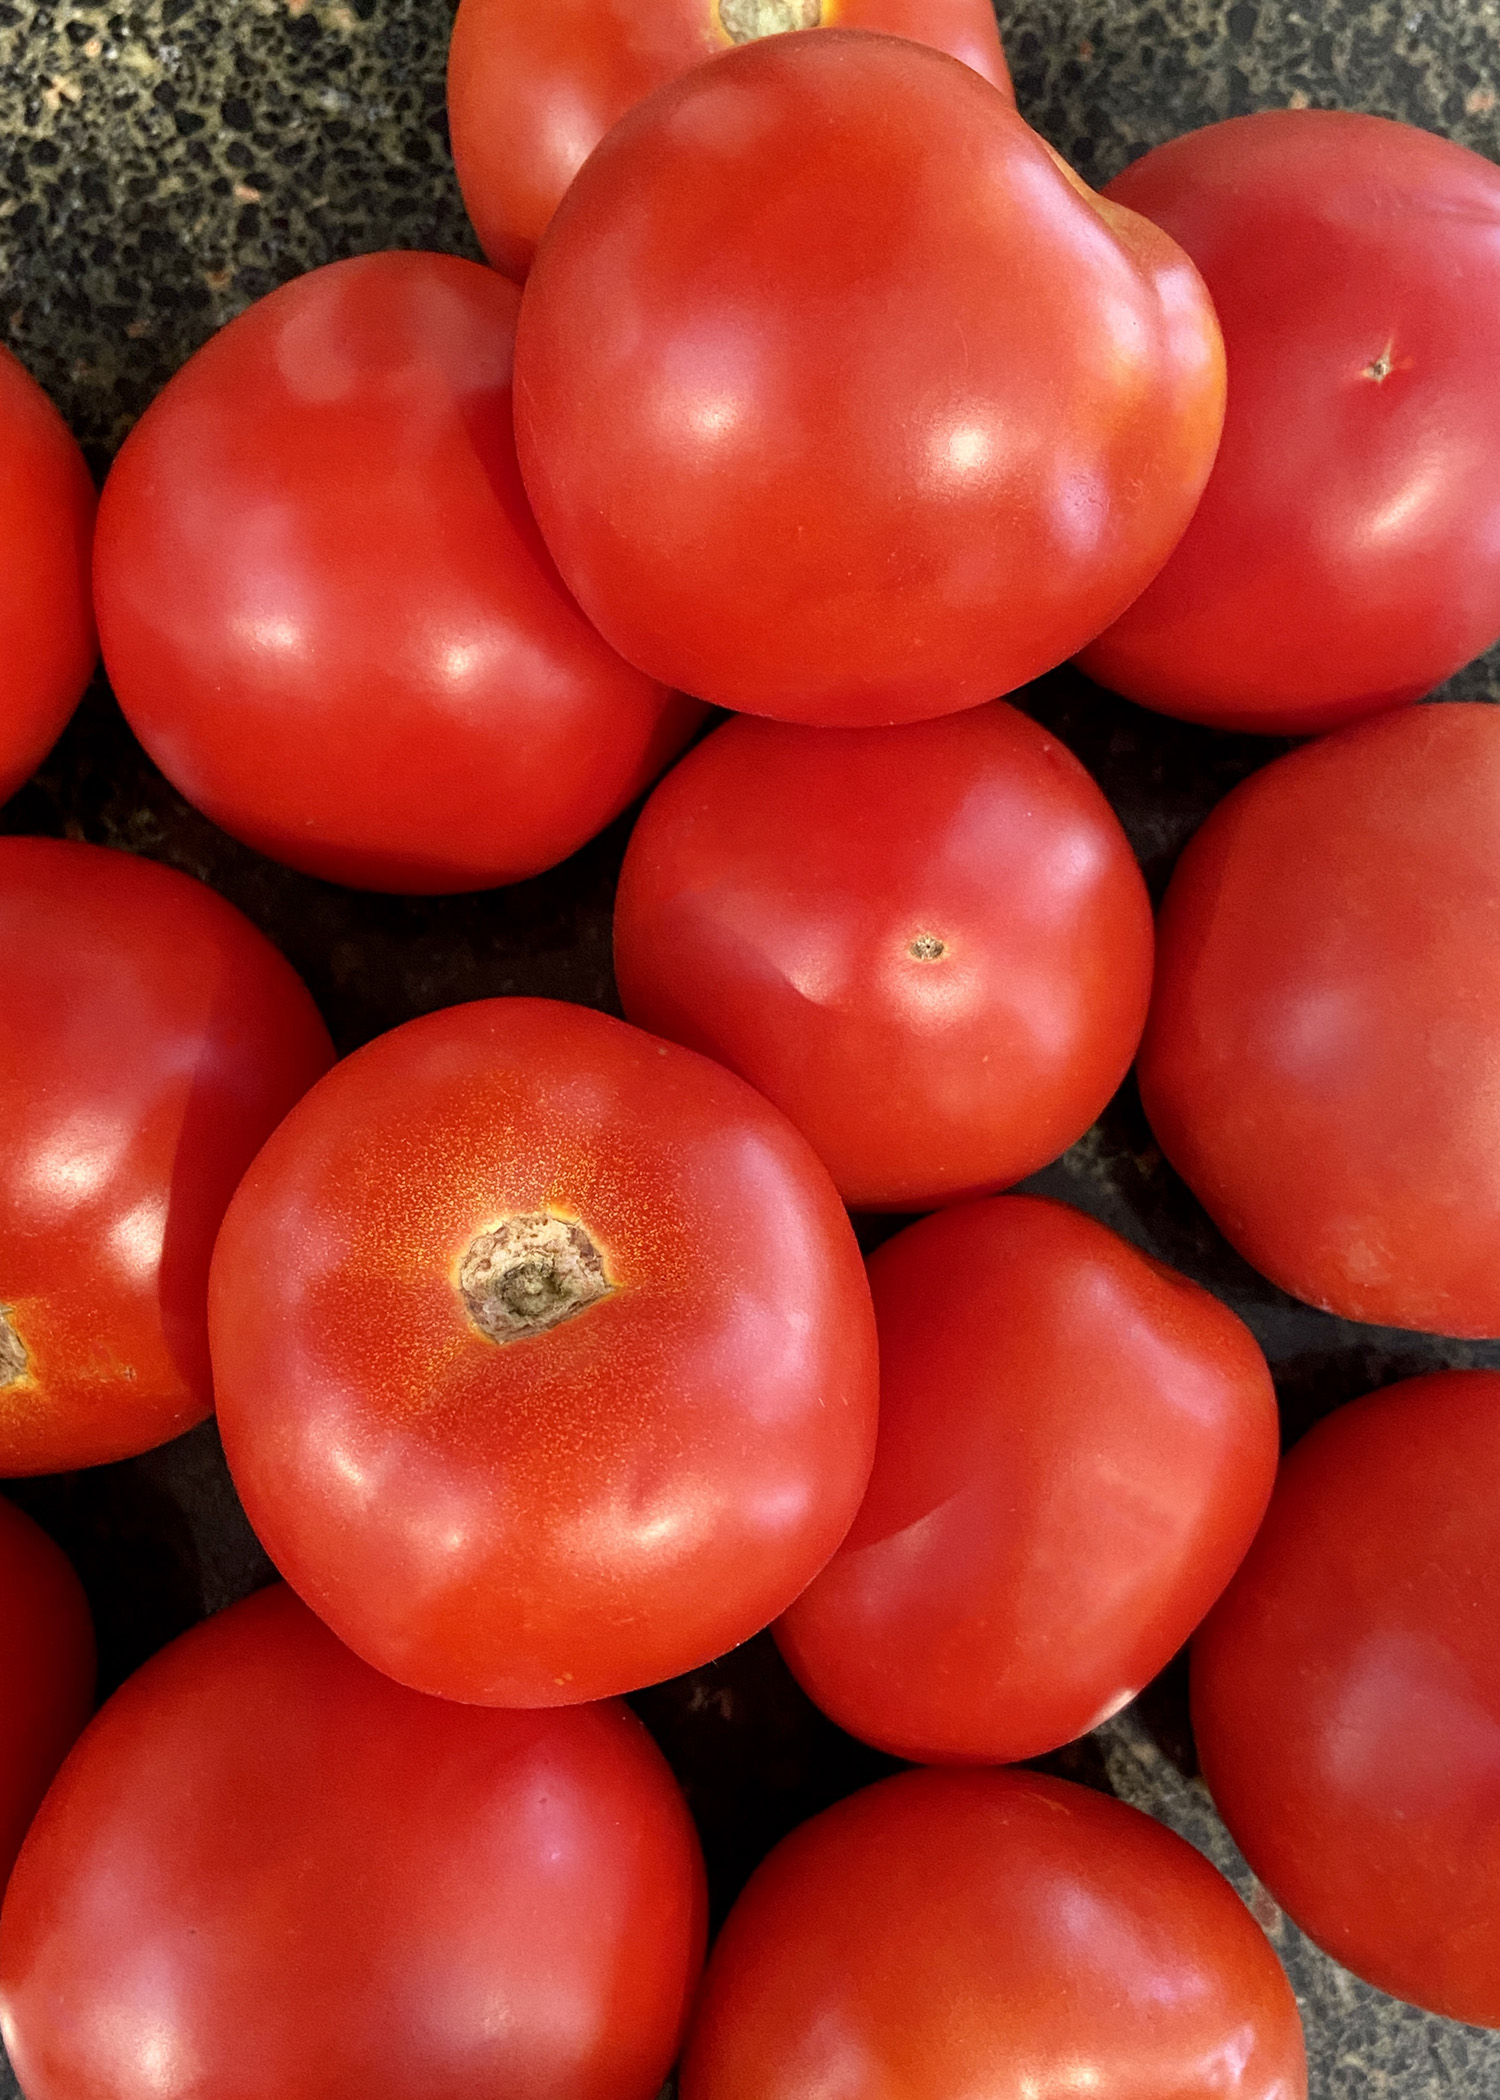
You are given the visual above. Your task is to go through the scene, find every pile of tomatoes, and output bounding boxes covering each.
[4,3,1500,2094]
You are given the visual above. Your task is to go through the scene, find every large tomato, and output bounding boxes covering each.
[0,346,96,805]
[209,998,878,1706]
[0,838,333,1473]
[678,1766,1307,2099]
[1079,111,1500,735]
[514,31,1225,727]
[614,706,1152,1209]
[1140,701,1500,1336]
[447,0,1012,280]
[1193,1370,1500,2027]
[0,1584,706,2100]
[93,252,701,895]
[0,1497,93,1892]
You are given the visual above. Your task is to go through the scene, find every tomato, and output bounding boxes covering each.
[0,837,333,1473]
[514,31,1225,727]
[0,1498,93,1892]
[0,1583,706,2099]
[0,346,96,806]
[1194,1369,1500,2027]
[678,1765,1307,2099]
[447,0,1013,280]
[209,997,878,1706]
[614,706,1152,1209]
[1079,111,1500,735]
[1140,702,1500,1336]
[93,252,701,896]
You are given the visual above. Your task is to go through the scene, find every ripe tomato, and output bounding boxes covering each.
[0,347,96,805]
[775,1196,1278,1763]
[678,1765,1307,2099]
[447,0,1013,280]
[210,998,878,1707]
[0,1498,93,1892]
[0,1583,707,2099]
[93,251,701,895]
[1079,111,1500,735]
[1140,702,1500,1336]
[514,31,1225,727]
[0,838,333,1473]
[1193,1370,1500,2027]
[614,706,1152,1209]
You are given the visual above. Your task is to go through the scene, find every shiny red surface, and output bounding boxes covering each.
[0,1498,93,1892]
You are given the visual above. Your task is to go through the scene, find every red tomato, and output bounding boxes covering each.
[0,347,96,805]
[210,998,878,1706]
[93,251,701,895]
[514,31,1225,727]
[0,1583,706,2099]
[614,706,1152,1209]
[0,1498,93,1892]
[775,1196,1278,1763]
[0,837,333,1472]
[1140,702,1500,1336]
[447,0,1013,280]
[1193,1370,1500,2027]
[679,1765,1307,2099]
[1079,111,1500,735]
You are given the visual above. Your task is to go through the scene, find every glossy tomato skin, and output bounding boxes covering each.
[515,31,1225,727]
[1193,1371,1500,2026]
[0,1583,707,2100]
[0,838,334,1473]
[448,0,1012,280]
[679,1765,1307,2100]
[210,997,878,1706]
[0,1498,93,1892]
[615,707,1152,1209]
[775,1196,1279,1763]
[94,251,700,894]
[0,347,96,806]
[1140,702,1500,1336]
[1080,111,1500,735]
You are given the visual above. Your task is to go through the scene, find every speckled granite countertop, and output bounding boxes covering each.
[3,4,1500,2095]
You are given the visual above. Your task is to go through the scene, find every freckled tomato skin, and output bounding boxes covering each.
[209,997,879,1707]
[775,1196,1278,1763]
[0,347,96,807]
[447,0,1013,281]
[1140,702,1500,1336]
[0,838,334,1474]
[679,1765,1307,2100]
[1193,1370,1500,2027]
[1080,111,1500,735]
[614,706,1152,1210]
[93,251,701,895]
[0,1583,707,2100]
[0,1497,93,1893]
[514,31,1225,727]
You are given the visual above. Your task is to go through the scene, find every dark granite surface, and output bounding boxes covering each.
[3,2,1500,2094]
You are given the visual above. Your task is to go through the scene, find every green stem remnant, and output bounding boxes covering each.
[719,0,821,44]
[460,1215,612,1344]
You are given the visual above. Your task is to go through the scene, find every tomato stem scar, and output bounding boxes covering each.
[718,0,820,43]
[1364,342,1395,381]
[908,934,947,961]
[460,1216,612,1343]
[0,1310,27,1387]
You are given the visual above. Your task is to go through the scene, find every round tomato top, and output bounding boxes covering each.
[0,1496,93,1891]
[0,838,334,1473]
[514,30,1224,726]
[209,998,879,1707]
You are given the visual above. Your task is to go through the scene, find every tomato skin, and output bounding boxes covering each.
[1080,111,1500,735]
[210,997,878,1706]
[0,348,96,807]
[93,251,701,895]
[679,1765,1306,2100]
[447,0,1012,281]
[1140,702,1500,1336]
[1194,1370,1500,2027]
[0,1498,93,1893]
[615,707,1152,1209]
[0,1583,707,2100]
[0,838,334,1473]
[514,31,1225,728]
